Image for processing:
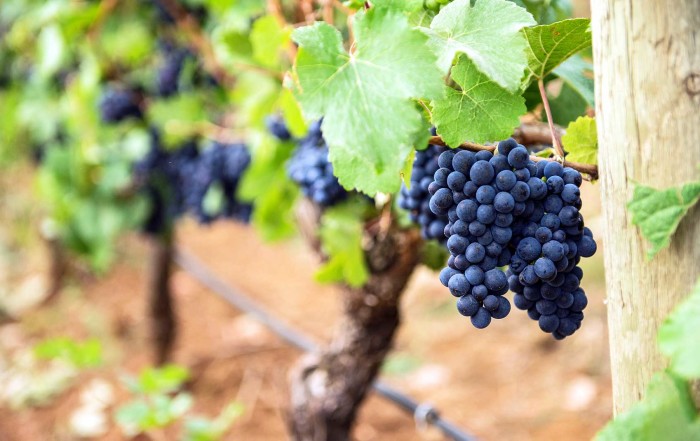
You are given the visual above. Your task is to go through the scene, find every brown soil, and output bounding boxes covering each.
[0,166,612,441]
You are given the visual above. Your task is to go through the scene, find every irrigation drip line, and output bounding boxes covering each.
[174,248,479,441]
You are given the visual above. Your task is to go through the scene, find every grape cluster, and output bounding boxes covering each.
[134,131,252,235]
[99,86,143,123]
[186,141,253,224]
[429,138,597,337]
[287,121,347,207]
[398,144,448,243]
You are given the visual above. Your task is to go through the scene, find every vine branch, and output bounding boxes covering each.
[156,0,236,88]
[538,79,565,159]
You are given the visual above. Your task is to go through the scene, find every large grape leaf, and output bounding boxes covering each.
[423,0,535,92]
[553,55,594,107]
[432,55,525,146]
[292,10,443,195]
[562,116,597,164]
[521,18,591,87]
[628,180,700,259]
[658,279,700,379]
[315,199,369,288]
[596,371,700,441]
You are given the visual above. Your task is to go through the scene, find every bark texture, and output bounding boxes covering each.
[46,237,67,302]
[148,233,177,365]
[289,216,421,441]
[591,0,700,414]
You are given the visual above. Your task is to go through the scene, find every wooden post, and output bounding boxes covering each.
[591,0,700,414]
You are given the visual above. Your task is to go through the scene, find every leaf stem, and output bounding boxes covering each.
[538,79,565,159]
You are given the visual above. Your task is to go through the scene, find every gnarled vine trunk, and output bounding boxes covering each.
[289,208,421,441]
[591,0,700,413]
[148,232,177,365]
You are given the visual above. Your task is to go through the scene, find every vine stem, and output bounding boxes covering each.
[427,135,599,179]
[87,0,118,39]
[538,79,566,159]
[157,0,237,88]
[321,0,334,24]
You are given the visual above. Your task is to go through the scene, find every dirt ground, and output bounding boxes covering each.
[0,164,612,441]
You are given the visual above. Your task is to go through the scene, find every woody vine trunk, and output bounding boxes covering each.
[289,202,421,441]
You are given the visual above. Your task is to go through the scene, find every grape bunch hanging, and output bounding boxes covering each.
[98,34,252,236]
[408,139,596,339]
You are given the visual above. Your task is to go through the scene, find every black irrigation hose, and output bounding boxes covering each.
[174,248,479,441]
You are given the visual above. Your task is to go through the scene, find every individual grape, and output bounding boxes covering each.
[494,192,515,213]
[469,160,495,185]
[544,161,564,178]
[496,170,517,191]
[448,274,470,297]
[457,295,480,316]
[471,307,492,329]
[507,146,529,168]
[466,242,486,263]
[534,257,556,279]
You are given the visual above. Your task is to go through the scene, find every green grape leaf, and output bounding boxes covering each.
[34,337,103,368]
[628,180,700,259]
[147,94,209,146]
[408,8,436,27]
[522,18,592,86]
[237,136,298,241]
[250,15,290,69]
[401,149,416,188]
[372,0,424,11]
[232,71,280,129]
[553,55,594,107]
[292,10,443,195]
[432,55,526,146]
[278,88,307,138]
[548,81,589,125]
[658,279,700,379]
[561,116,597,164]
[315,199,370,288]
[421,239,450,271]
[98,19,154,67]
[596,371,700,441]
[132,365,190,395]
[424,0,536,92]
